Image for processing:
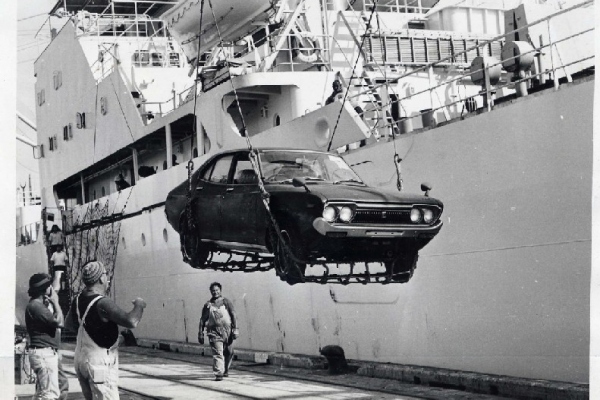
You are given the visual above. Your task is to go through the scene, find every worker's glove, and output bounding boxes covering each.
[198,333,205,345]
[232,328,240,340]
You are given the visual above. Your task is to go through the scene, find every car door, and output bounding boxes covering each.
[220,152,262,245]
[194,154,234,241]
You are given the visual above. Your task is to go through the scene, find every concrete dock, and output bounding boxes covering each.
[15,340,588,399]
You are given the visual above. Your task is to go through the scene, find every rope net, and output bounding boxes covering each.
[63,199,122,297]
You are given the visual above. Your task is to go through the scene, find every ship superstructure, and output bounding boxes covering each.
[17,0,594,383]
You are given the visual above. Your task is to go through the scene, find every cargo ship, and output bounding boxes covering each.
[16,0,594,384]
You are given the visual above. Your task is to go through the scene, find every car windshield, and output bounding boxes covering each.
[259,150,363,184]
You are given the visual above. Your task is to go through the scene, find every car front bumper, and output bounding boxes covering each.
[312,217,443,239]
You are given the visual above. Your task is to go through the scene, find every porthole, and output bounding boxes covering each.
[121,237,126,249]
[163,229,168,242]
[141,233,146,246]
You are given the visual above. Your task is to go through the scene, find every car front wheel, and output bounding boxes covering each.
[385,250,418,283]
[273,228,307,285]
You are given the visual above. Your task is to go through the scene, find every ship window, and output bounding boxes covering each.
[101,187,106,197]
[93,189,96,200]
[53,71,62,90]
[63,125,70,141]
[48,135,58,151]
[163,228,168,242]
[169,53,180,67]
[100,97,108,115]
[133,51,150,67]
[141,233,146,246]
[261,106,268,118]
[151,52,164,66]
[274,114,281,126]
[408,21,425,30]
[76,112,86,129]
[37,89,45,106]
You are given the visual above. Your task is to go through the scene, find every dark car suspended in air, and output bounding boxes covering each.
[165,148,443,284]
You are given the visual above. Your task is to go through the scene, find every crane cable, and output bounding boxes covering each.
[182,0,206,261]
[325,0,378,153]
[325,0,407,191]
[203,0,292,268]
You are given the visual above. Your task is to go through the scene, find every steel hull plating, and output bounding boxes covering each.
[110,78,592,383]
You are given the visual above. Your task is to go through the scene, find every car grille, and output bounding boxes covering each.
[352,208,411,224]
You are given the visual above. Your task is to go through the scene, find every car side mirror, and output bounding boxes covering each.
[292,177,310,192]
[421,182,432,197]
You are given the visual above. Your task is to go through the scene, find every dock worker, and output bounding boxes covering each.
[65,261,146,400]
[25,273,64,399]
[198,282,239,381]
[47,225,64,255]
[114,173,131,191]
[50,245,68,290]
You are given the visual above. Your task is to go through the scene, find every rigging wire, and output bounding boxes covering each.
[205,0,272,201]
[188,0,206,166]
[325,1,378,152]
[327,0,409,191]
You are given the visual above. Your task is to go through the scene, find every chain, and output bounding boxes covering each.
[394,154,403,191]
[181,159,196,264]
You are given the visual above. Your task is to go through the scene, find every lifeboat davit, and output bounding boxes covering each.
[161,0,276,63]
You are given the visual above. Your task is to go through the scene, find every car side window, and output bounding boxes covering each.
[233,158,257,185]
[203,155,234,183]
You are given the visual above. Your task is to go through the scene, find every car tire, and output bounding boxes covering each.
[179,212,210,268]
[273,228,307,285]
[385,250,418,283]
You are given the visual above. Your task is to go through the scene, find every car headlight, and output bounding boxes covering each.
[338,206,353,222]
[423,208,434,223]
[410,208,422,223]
[323,206,337,222]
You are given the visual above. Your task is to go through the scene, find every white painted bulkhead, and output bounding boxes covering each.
[108,77,591,383]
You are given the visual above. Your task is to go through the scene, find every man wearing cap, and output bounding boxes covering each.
[25,273,64,399]
[65,261,146,400]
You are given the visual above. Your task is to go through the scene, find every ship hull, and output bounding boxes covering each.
[108,77,592,383]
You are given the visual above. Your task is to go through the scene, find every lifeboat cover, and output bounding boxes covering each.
[161,0,275,63]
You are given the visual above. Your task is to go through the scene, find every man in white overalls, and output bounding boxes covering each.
[65,261,146,399]
[198,282,239,380]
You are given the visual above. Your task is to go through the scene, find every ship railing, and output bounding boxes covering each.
[140,28,334,119]
[360,0,433,14]
[74,5,171,39]
[16,222,41,247]
[340,0,594,143]
[16,191,42,207]
[140,83,199,120]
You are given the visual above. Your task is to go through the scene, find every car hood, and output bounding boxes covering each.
[297,184,442,205]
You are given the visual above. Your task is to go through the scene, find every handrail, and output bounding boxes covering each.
[358,0,593,96]
[340,0,594,139]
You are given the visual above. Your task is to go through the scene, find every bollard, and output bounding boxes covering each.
[420,109,436,128]
[320,345,349,374]
[398,117,413,134]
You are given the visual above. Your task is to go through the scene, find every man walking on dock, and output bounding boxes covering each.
[65,261,146,399]
[198,282,239,381]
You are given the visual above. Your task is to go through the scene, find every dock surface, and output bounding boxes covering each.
[16,343,509,399]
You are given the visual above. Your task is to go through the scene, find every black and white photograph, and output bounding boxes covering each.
[10,0,598,398]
